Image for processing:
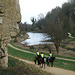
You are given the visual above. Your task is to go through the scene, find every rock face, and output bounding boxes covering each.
[0,0,21,67]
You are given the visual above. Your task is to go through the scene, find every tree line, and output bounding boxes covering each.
[32,0,75,54]
[19,0,75,54]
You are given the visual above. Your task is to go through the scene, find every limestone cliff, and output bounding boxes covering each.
[0,0,21,67]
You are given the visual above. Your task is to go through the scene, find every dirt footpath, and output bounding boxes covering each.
[8,44,75,75]
[9,44,75,62]
[9,55,75,75]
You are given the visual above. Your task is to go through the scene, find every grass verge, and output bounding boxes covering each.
[8,46,75,71]
[0,57,51,75]
[54,59,75,71]
[10,42,75,60]
[10,42,36,53]
[8,46,35,61]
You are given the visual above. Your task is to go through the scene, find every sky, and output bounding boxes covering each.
[19,0,68,24]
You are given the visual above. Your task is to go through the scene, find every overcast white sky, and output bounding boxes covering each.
[19,0,68,24]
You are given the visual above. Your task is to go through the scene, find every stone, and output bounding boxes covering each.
[0,0,21,67]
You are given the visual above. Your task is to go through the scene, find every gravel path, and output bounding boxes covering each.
[9,55,75,75]
[8,44,75,75]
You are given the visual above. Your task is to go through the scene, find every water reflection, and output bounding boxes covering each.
[21,32,53,46]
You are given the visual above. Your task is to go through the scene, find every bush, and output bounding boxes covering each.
[65,47,75,51]
[61,43,66,48]
[29,46,34,50]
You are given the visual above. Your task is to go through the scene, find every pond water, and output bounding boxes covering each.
[21,32,53,46]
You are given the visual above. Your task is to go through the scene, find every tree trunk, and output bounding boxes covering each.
[56,46,59,54]
[54,44,59,54]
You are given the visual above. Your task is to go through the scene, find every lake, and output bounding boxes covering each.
[21,32,53,46]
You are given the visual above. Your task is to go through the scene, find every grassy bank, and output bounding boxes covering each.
[0,57,51,75]
[8,46,75,71]
[10,42,36,53]
[10,42,75,60]
[8,46,35,61]
[54,59,75,71]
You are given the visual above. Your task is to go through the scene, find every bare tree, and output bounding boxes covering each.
[43,7,67,54]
